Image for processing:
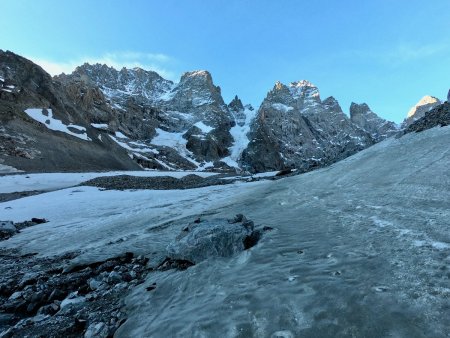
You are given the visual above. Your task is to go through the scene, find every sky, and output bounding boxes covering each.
[1,0,449,123]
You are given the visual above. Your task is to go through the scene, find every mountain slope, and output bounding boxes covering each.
[1,50,409,174]
[0,50,141,172]
[2,124,449,337]
[242,81,374,172]
[350,102,398,141]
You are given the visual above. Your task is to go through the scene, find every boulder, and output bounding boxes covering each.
[166,215,262,264]
[0,221,17,239]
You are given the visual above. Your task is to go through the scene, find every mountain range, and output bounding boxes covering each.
[0,50,446,173]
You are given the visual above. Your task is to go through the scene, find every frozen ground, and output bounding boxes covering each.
[1,126,449,337]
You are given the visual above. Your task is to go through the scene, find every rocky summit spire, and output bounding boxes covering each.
[242,80,373,173]
[350,102,398,141]
[403,95,441,127]
[228,95,244,112]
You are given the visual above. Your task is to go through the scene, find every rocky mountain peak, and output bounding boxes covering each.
[264,80,321,111]
[407,95,441,118]
[228,95,244,112]
[350,102,370,114]
[350,102,398,141]
[404,95,441,126]
[180,70,213,85]
[164,70,225,109]
[288,80,320,101]
[322,96,343,112]
[58,63,173,105]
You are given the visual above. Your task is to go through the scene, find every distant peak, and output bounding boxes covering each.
[350,102,370,111]
[416,95,440,106]
[289,80,316,88]
[350,102,372,118]
[183,70,211,78]
[228,95,244,112]
[407,95,441,118]
[323,96,339,105]
[179,70,213,85]
[274,81,288,91]
[323,96,343,112]
[289,80,320,100]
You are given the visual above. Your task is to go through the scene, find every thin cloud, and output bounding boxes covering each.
[29,51,177,80]
[384,43,447,64]
[337,42,448,66]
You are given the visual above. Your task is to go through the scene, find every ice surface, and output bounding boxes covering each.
[24,108,91,141]
[222,107,257,168]
[118,126,450,337]
[0,171,218,193]
[1,126,449,337]
[0,180,270,260]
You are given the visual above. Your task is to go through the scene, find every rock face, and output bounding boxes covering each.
[59,66,235,171]
[242,81,374,172]
[1,50,401,174]
[350,102,398,142]
[0,50,141,172]
[404,101,450,134]
[403,96,441,127]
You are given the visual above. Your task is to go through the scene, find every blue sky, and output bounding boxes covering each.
[2,0,449,122]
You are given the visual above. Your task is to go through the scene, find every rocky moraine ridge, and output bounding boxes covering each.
[1,49,444,174]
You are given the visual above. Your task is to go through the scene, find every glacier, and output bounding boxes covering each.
[0,126,449,337]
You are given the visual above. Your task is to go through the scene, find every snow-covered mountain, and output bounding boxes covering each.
[242,81,374,172]
[1,50,413,174]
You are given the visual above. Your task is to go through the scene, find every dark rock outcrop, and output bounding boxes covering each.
[350,102,398,141]
[242,81,374,172]
[403,102,450,134]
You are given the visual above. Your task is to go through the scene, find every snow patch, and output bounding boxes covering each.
[24,108,90,141]
[192,97,213,106]
[221,106,257,168]
[272,103,293,113]
[194,121,214,133]
[91,123,108,130]
[150,128,199,166]
[115,131,128,139]
[110,136,158,155]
